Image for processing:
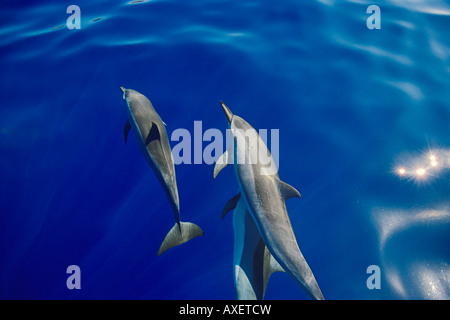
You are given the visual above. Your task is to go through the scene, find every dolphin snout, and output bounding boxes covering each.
[120,86,127,100]
[220,101,233,123]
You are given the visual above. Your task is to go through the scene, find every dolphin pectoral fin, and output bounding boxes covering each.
[277,180,301,200]
[157,222,204,256]
[124,120,131,143]
[213,149,231,178]
[145,122,161,146]
[235,265,257,300]
[221,193,241,219]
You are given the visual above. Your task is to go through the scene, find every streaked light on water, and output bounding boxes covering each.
[372,207,450,299]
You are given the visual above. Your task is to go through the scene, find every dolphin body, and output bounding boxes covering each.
[221,193,284,300]
[120,87,203,255]
[214,101,324,300]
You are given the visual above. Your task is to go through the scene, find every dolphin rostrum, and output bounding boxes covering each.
[120,87,203,255]
[214,101,324,300]
[221,193,284,300]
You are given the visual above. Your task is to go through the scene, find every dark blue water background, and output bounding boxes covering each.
[1,0,449,299]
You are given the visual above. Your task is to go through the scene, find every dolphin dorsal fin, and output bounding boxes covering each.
[213,147,231,178]
[277,180,301,200]
[124,119,131,144]
[264,246,285,275]
[262,246,285,298]
[221,193,241,219]
[145,122,161,145]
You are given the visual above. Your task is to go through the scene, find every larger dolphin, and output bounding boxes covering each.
[221,193,284,300]
[214,101,324,300]
[120,87,203,255]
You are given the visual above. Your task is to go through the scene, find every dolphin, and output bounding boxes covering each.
[120,86,203,255]
[221,193,284,300]
[214,101,324,300]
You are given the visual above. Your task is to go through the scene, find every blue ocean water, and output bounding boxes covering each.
[1,0,449,300]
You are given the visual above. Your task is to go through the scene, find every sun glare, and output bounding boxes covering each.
[397,167,406,176]
[393,148,450,184]
[415,167,426,177]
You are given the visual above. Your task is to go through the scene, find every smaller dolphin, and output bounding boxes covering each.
[221,193,284,300]
[120,87,203,255]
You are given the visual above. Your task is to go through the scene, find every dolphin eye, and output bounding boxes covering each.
[258,191,269,199]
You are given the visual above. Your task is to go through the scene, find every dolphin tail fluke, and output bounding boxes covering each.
[157,222,204,256]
